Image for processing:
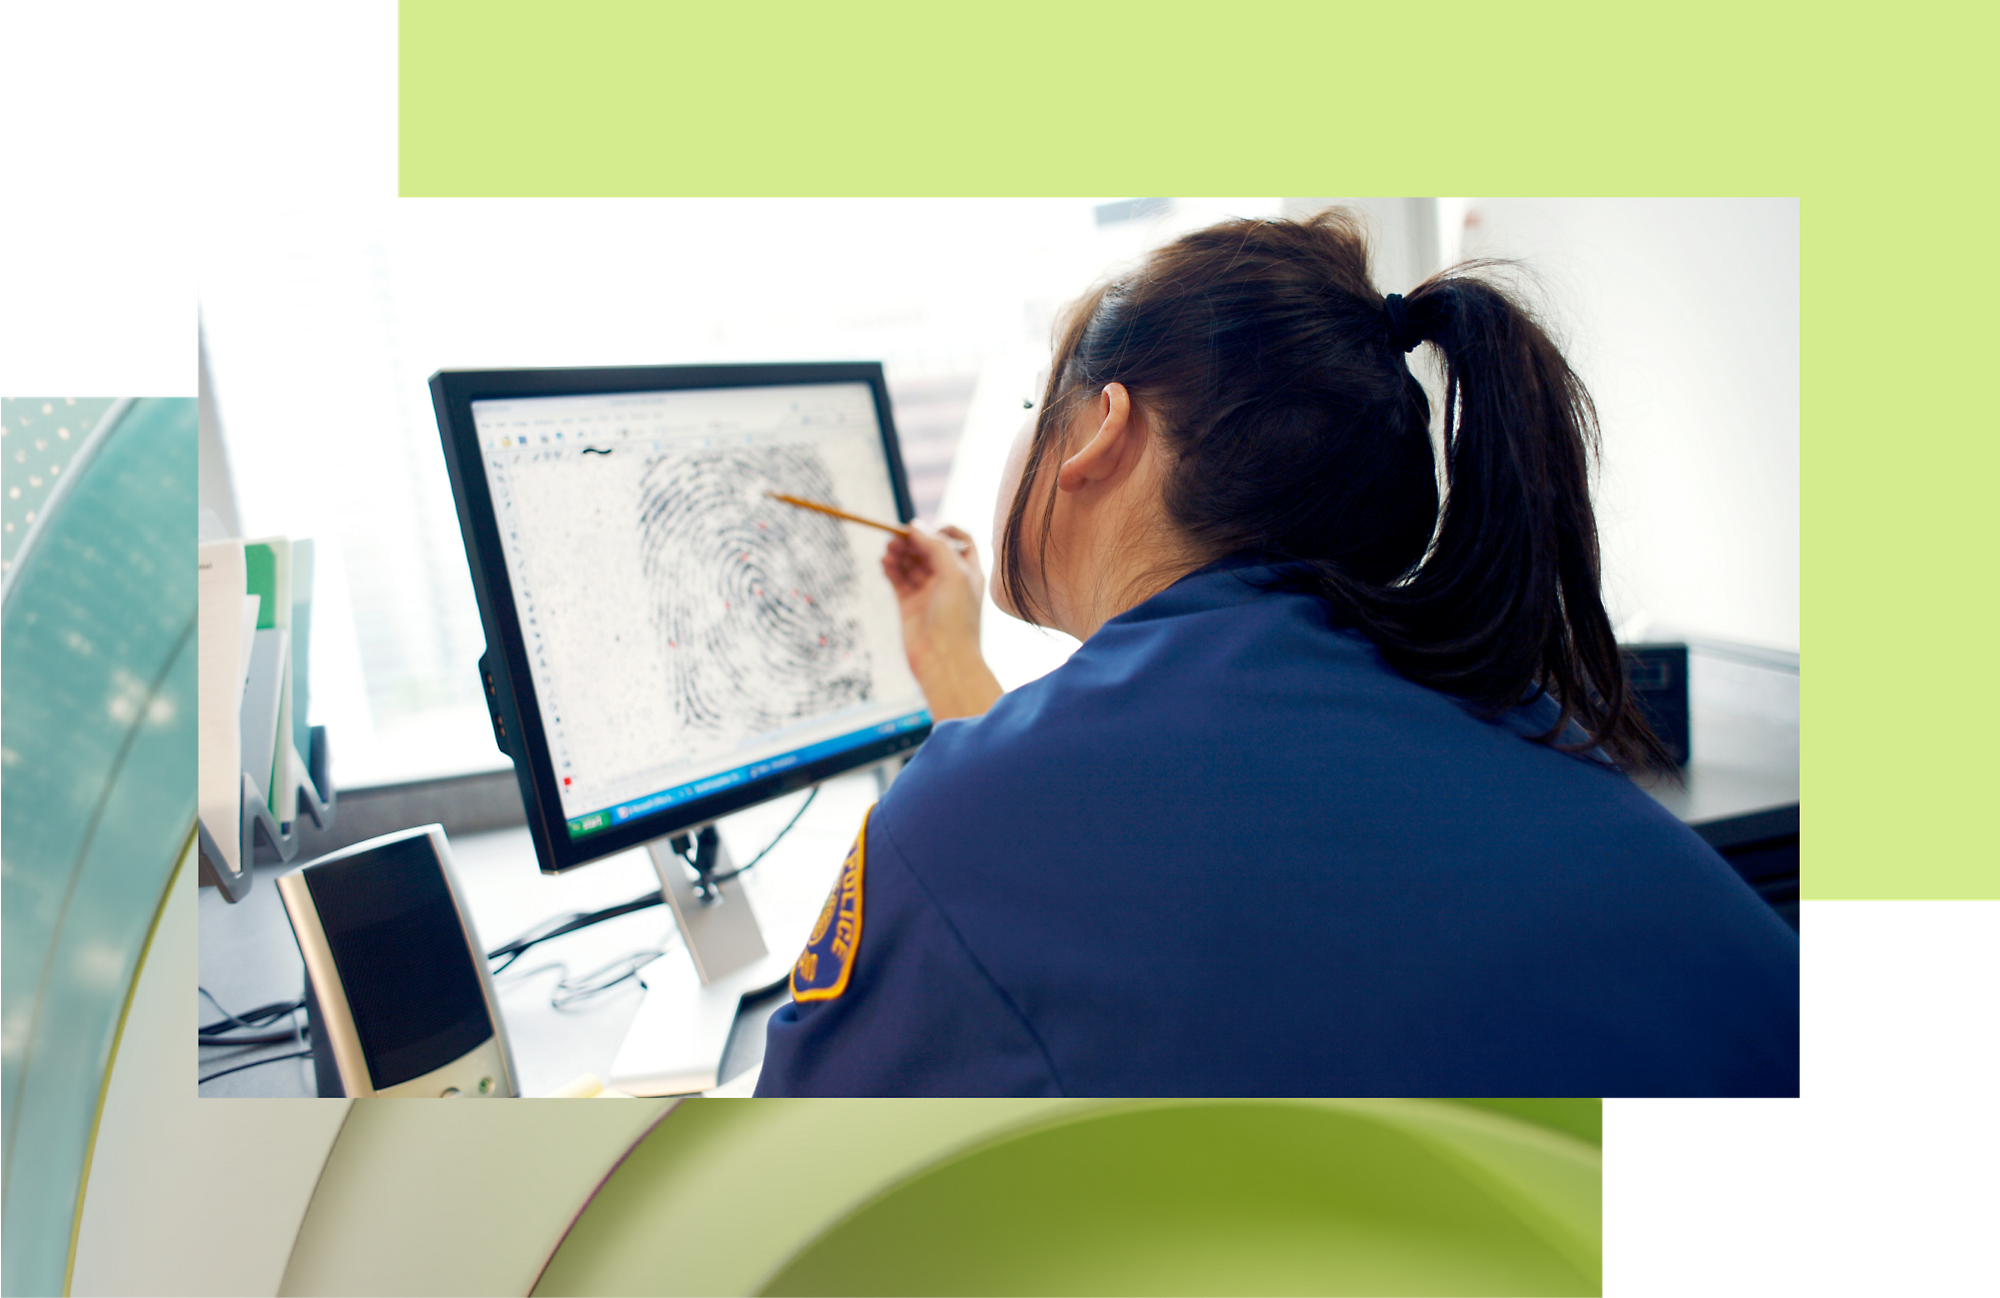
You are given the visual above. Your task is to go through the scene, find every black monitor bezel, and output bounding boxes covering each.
[431,362,930,875]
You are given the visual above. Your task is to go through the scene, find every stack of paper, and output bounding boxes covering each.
[198,540,248,878]
[290,537,316,784]
[239,623,289,821]
[243,537,291,815]
[198,533,320,879]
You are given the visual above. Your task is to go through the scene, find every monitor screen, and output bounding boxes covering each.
[433,364,931,873]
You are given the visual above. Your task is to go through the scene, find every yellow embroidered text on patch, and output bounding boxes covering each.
[791,805,870,1002]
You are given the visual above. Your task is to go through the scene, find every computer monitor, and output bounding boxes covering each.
[431,363,932,878]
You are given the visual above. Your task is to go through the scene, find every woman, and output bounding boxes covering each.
[756,210,1798,1097]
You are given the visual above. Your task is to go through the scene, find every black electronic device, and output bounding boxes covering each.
[433,364,934,1092]
[277,825,518,1098]
[1622,642,1691,766]
[431,363,931,878]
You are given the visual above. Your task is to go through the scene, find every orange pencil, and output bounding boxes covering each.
[764,492,971,552]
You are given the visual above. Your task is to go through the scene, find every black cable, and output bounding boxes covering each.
[487,785,823,963]
[198,1001,301,1032]
[200,1049,313,1085]
[488,911,598,973]
[199,986,272,1031]
[201,1028,307,1046]
[487,893,666,968]
[704,787,818,887]
[494,905,598,954]
[199,987,305,1041]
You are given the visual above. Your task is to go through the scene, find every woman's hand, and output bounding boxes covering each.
[881,524,1003,720]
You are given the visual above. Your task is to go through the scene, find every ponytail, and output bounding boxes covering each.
[1004,209,1675,775]
[1336,275,1674,773]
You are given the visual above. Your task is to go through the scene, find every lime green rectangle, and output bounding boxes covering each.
[407,1,1753,196]
[400,3,2000,897]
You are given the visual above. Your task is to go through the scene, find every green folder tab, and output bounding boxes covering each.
[243,537,291,814]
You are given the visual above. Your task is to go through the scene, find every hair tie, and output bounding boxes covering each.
[1382,293,1424,354]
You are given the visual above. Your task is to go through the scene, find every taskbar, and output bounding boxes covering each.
[564,709,930,840]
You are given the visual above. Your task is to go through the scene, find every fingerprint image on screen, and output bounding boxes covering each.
[638,445,873,740]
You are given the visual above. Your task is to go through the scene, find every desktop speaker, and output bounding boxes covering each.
[277,824,519,1098]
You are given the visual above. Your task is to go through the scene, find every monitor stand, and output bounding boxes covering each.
[608,826,793,1096]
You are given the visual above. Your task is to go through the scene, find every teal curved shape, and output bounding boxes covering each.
[1,398,198,1298]
[1,399,118,572]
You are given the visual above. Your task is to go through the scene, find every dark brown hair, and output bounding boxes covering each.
[999,208,1674,774]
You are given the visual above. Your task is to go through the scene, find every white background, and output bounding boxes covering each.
[193,196,1800,787]
[1459,198,1799,653]
[3,3,1992,1294]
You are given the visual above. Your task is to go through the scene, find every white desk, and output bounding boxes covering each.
[1639,644,1799,841]
[197,771,878,1097]
[1634,642,1800,928]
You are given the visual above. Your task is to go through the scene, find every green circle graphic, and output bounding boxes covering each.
[537,1098,1599,1297]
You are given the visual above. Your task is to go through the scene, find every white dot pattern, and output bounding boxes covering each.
[1,398,116,570]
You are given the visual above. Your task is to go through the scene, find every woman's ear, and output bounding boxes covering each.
[1057,383,1140,493]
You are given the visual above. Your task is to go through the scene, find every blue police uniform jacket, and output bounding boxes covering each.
[756,560,1800,1097]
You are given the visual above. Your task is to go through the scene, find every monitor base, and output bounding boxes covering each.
[648,827,770,983]
[608,948,793,1096]
[606,827,786,1096]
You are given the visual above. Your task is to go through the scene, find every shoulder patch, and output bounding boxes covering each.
[791,804,870,1002]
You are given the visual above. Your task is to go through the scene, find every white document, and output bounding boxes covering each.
[244,537,293,811]
[239,595,260,696]
[239,627,290,823]
[289,537,316,781]
[199,541,248,877]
